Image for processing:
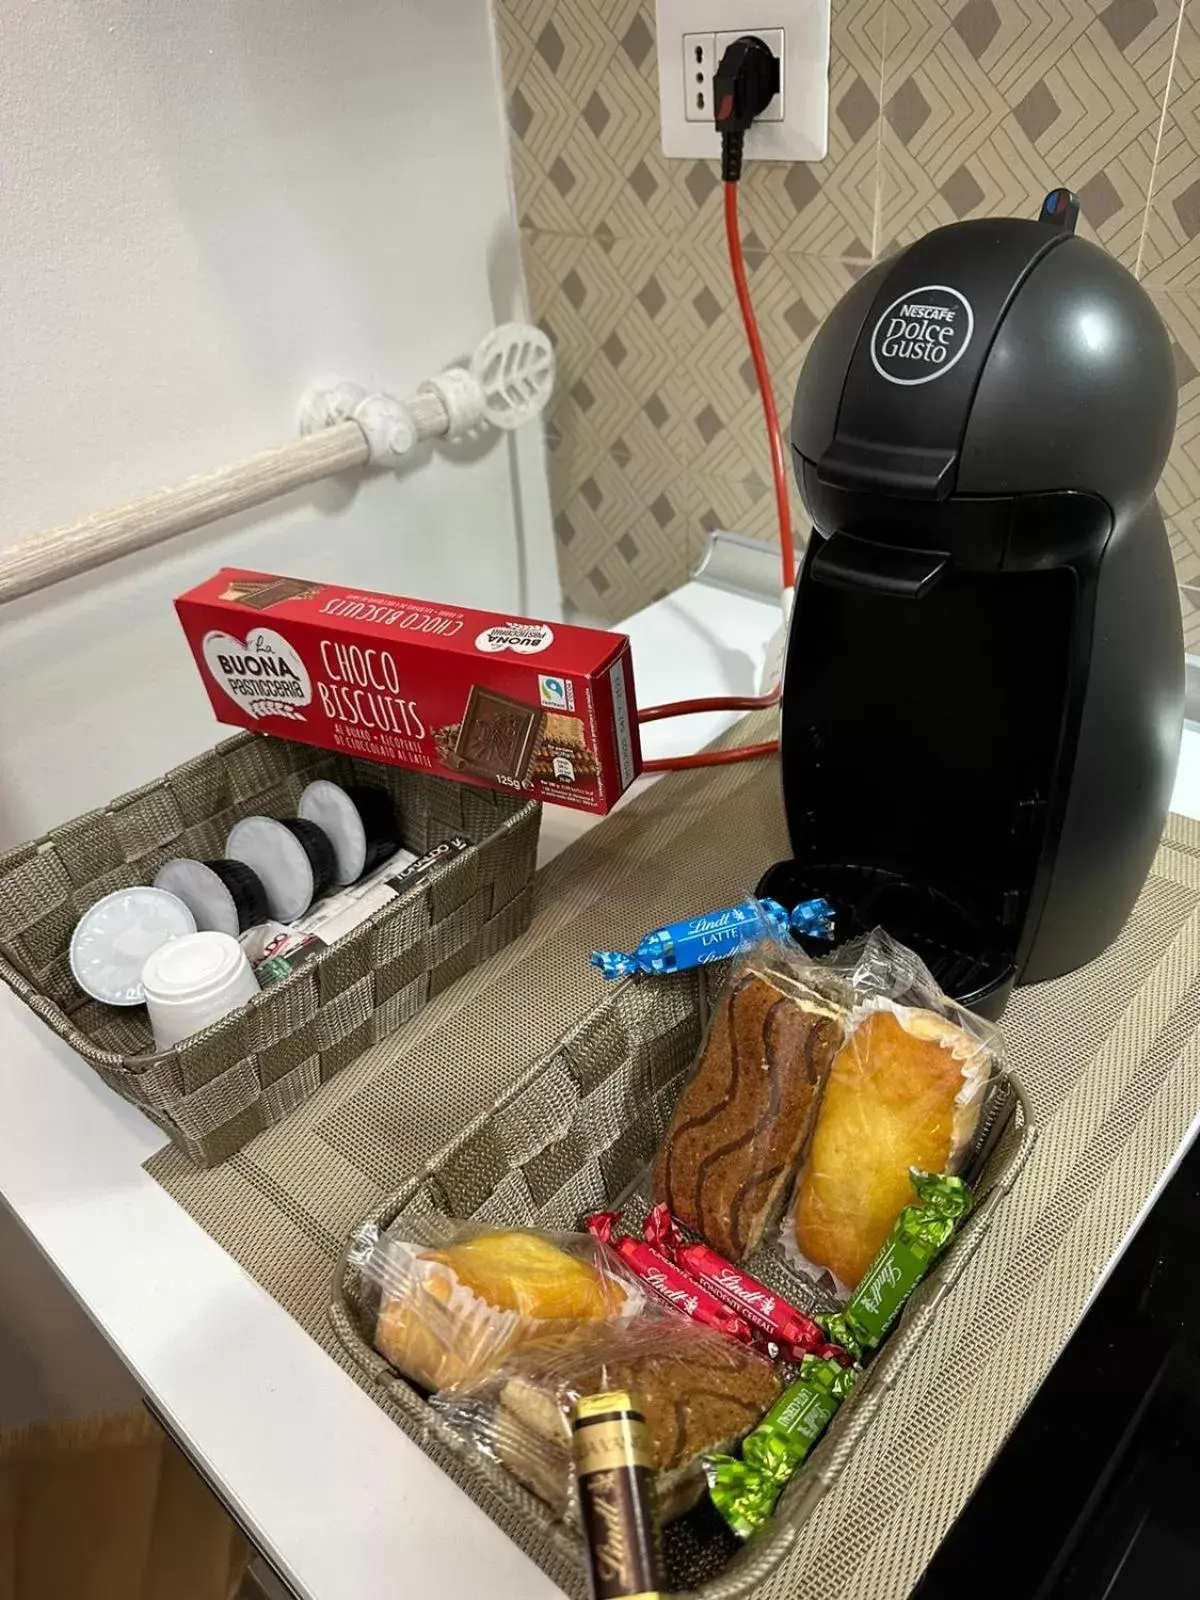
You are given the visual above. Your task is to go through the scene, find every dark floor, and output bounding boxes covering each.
[0,1199,138,1429]
[915,1121,1200,1600]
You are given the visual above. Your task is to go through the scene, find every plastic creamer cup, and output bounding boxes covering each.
[141,930,260,1050]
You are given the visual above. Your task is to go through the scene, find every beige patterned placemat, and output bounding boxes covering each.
[147,728,1200,1599]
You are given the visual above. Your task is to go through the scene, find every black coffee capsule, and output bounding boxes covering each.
[225,815,337,923]
[297,780,400,885]
[154,857,270,937]
[279,817,337,901]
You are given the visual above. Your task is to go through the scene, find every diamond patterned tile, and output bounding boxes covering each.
[1179,584,1200,651]
[496,0,887,254]
[550,462,700,621]
[688,469,809,567]
[524,229,678,478]
[877,0,1178,266]
[653,244,865,479]
[526,225,862,613]
[502,0,1199,620]
[1141,4,1200,287]
[545,396,625,510]
[531,228,861,472]
[552,456,810,622]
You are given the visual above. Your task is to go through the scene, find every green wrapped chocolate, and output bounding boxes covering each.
[704,1356,858,1538]
[819,1169,973,1361]
[706,1172,972,1538]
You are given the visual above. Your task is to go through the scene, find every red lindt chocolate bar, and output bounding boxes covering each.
[175,569,641,815]
[643,1205,851,1367]
[586,1212,758,1347]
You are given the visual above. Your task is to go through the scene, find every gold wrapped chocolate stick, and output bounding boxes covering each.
[571,1390,663,1600]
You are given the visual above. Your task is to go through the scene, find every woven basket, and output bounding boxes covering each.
[0,733,539,1167]
[329,967,1037,1599]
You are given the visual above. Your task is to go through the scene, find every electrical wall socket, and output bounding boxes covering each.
[684,29,785,123]
[683,33,716,123]
[657,0,829,162]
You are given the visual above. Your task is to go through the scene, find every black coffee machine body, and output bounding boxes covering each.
[759,194,1183,1016]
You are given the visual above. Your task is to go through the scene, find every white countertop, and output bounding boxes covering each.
[3,578,1197,1600]
[0,577,781,1600]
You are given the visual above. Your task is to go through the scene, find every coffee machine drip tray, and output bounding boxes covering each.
[755,858,1015,1018]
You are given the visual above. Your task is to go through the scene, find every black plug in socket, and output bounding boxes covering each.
[713,34,780,180]
[713,36,780,130]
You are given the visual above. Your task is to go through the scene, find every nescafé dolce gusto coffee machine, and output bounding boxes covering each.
[759,190,1184,1016]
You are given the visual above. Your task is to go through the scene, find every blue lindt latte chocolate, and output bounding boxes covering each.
[590,897,834,980]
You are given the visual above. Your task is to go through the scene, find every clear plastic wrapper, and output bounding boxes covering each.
[348,1222,641,1393]
[782,928,1001,1296]
[650,927,849,1261]
[431,1310,781,1525]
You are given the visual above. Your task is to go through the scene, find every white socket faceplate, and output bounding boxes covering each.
[656,0,830,162]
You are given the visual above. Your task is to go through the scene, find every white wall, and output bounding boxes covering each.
[0,0,555,849]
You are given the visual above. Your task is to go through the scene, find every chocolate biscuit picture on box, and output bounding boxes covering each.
[446,686,546,787]
[437,699,601,792]
[217,576,323,610]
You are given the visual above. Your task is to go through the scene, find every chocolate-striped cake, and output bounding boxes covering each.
[651,969,844,1261]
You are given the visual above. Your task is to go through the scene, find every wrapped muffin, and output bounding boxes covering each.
[352,1224,638,1391]
[784,931,999,1293]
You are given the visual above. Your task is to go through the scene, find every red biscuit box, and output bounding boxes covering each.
[175,569,642,814]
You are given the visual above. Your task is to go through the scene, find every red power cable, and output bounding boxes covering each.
[722,179,796,592]
[640,178,794,772]
[642,739,780,773]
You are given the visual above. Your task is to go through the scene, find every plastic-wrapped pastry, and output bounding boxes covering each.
[651,949,845,1261]
[351,1224,637,1392]
[432,1313,781,1523]
[787,998,992,1291]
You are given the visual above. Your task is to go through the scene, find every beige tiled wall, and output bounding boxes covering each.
[497,0,1200,639]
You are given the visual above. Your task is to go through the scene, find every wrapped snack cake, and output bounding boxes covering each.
[352,1224,637,1391]
[787,992,993,1291]
[651,942,846,1261]
[774,921,998,1292]
[432,1313,781,1524]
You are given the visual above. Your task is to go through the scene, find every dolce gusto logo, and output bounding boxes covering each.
[870,285,974,386]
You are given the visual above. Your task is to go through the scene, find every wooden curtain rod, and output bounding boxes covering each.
[0,324,555,607]
[0,423,370,607]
